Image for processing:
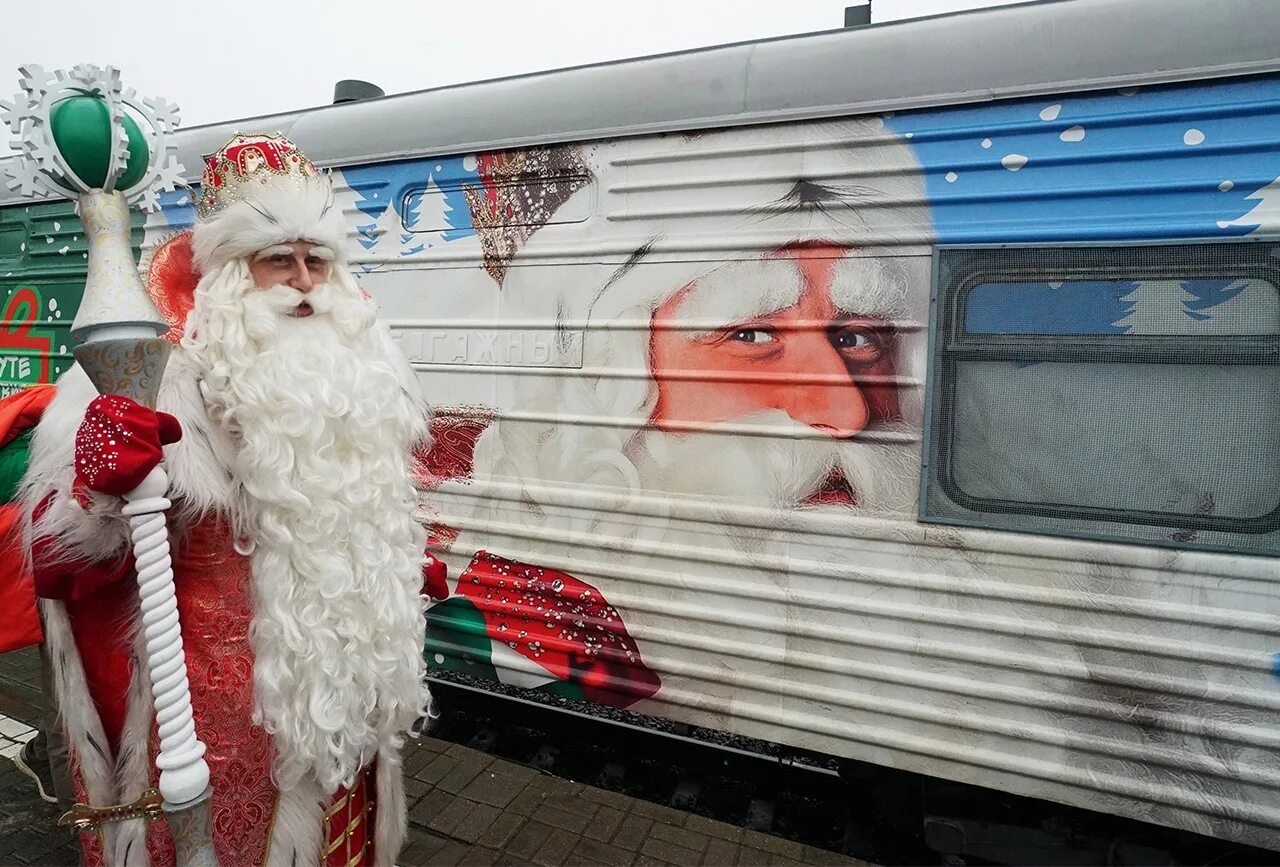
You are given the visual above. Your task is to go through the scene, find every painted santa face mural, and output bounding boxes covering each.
[647,243,910,508]
[651,244,894,438]
[423,118,931,715]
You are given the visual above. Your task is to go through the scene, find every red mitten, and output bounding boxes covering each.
[423,553,449,601]
[75,395,182,497]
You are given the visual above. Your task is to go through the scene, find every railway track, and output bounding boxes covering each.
[423,674,1277,867]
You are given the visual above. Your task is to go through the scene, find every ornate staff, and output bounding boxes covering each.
[3,65,216,866]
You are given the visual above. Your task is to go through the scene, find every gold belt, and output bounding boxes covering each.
[58,788,165,833]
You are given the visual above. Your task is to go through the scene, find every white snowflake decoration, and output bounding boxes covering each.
[2,63,183,212]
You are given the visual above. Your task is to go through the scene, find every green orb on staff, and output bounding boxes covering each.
[3,63,217,867]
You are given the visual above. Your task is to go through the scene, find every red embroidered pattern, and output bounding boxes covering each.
[417,411,492,488]
[150,516,276,867]
[145,232,199,345]
[419,411,492,549]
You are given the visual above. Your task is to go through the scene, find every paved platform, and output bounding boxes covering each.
[0,647,864,865]
[397,737,862,866]
[0,646,80,867]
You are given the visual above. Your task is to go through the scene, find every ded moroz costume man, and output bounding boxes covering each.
[21,133,433,867]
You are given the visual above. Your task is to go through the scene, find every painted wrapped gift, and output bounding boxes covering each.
[426,551,661,709]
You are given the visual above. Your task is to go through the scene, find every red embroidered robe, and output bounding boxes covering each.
[37,512,390,867]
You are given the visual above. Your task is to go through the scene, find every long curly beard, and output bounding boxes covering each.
[182,260,429,792]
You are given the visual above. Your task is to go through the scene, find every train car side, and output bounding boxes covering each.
[3,0,1278,852]
[147,75,1278,849]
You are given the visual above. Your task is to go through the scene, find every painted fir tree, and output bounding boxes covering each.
[1222,175,1280,234]
[1115,279,1199,334]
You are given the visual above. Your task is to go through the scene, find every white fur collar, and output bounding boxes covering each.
[21,344,238,564]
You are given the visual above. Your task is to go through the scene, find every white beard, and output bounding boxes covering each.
[604,410,917,582]
[182,259,429,792]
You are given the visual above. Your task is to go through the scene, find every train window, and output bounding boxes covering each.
[922,241,1280,555]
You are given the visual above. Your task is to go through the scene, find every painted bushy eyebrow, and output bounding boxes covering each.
[829,255,910,320]
[671,258,804,338]
[672,254,907,340]
[586,238,657,321]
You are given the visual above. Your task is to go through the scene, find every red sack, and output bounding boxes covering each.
[0,504,41,653]
[0,385,55,653]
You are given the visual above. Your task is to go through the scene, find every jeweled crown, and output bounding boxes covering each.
[193,132,323,219]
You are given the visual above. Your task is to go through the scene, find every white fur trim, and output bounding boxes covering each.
[150,348,239,521]
[108,636,154,867]
[21,347,240,568]
[41,599,154,866]
[20,368,131,567]
[264,778,326,867]
[374,749,407,867]
[192,176,349,273]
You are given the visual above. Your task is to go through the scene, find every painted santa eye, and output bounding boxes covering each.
[728,328,776,344]
[834,330,872,348]
[832,327,883,361]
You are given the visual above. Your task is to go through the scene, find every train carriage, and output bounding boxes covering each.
[3,0,1278,854]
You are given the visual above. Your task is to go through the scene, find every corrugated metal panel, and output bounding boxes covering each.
[2,0,1273,853]
[0,201,137,395]
[6,0,1280,210]
[292,78,1280,850]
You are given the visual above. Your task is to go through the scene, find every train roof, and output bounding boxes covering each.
[3,0,1279,209]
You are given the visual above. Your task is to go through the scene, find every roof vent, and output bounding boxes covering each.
[844,3,871,27]
[333,80,385,105]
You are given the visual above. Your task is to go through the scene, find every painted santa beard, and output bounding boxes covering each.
[629,411,916,518]
[186,268,428,792]
[452,412,915,703]
[472,409,915,548]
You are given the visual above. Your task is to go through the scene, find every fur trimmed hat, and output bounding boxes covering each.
[191,133,348,273]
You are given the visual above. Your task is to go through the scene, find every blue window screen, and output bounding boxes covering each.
[965,278,1280,335]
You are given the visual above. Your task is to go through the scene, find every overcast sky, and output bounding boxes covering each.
[5,0,1019,137]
